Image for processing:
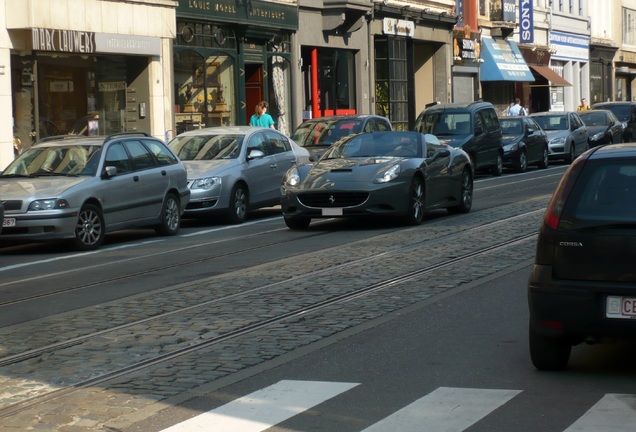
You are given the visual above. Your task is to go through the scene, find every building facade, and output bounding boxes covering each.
[1,0,178,169]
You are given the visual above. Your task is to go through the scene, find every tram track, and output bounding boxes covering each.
[0,224,539,419]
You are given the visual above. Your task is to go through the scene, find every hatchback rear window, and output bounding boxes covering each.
[564,159,636,224]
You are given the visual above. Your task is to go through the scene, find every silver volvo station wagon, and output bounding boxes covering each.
[0,133,190,250]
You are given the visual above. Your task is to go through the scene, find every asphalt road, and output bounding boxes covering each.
[5,163,634,431]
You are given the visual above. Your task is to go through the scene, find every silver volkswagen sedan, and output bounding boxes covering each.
[0,133,190,250]
[168,126,309,224]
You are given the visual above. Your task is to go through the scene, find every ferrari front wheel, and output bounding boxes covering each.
[448,168,473,214]
[404,176,425,225]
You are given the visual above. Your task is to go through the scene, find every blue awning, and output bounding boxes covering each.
[479,36,535,82]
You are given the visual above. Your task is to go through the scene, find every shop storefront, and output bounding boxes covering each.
[518,46,572,114]
[589,43,617,105]
[479,36,535,115]
[174,0,297,136]
[370,5,455,130]
[452,26,480,104]
[548,31,590,111]
[2,0,176,169]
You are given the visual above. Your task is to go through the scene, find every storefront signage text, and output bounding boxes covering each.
[549,31,589,61]
[519,0,533,43]
[32,28,95,54]
[503,0,516,22]
[459,38,477,59]
[177,0,298,30]
[382,18,414,37]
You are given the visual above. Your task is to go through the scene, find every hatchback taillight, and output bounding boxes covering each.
[543,157,587,231]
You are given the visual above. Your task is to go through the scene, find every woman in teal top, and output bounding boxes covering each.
[249,101,275,129]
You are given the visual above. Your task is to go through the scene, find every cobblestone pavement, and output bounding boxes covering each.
[0,196,548,431]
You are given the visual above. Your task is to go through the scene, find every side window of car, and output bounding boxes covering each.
[143,139,178,166]
[480,108,498,132]
[104,142,132,174]
[246,133,271,156]
[377,118,391,131]
[474,112,485,134]
[265,130,291,155]
[124,140,156,171]
[364,120,375,133]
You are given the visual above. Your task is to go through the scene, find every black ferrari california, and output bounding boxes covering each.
[281,131,474,229]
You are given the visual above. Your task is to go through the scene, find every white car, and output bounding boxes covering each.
[0,133,190,250]
[168,126,309,224]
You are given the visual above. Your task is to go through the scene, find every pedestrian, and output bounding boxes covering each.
[577,98,590,111]
[249,101,275,129]
[507,98,523,116]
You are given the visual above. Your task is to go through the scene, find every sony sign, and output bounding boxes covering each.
[519,0,534,43]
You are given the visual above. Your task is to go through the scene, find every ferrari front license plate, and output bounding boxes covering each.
[606,296,636,319]
[2,217,15,228]
[322,208,343,216]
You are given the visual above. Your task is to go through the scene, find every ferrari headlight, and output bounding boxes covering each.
[28,199,70,211]
[549,137,566,145]
[283,167,301,187]
[374,164,401,183]
[591,132,604,141]
[191,177,221,190]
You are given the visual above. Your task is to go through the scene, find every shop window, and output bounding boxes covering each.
[375,37,408,131]
[300,47,357,119]
[174,49,236,133]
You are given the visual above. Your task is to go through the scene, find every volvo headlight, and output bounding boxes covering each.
[283,167,301,187]
[28,199,70,211]
[549,137,566,145]
[191,177,221,190]
[374,164,401,183]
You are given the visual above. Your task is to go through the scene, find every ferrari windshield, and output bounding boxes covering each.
[169,134,243,160]
[322,132,422,159]
[292,119,363,147]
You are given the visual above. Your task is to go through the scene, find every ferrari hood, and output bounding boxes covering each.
[183,159,236,179]
[303,157,401,188]
[0,177,88,200]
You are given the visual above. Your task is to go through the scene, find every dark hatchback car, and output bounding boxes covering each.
[577,109,624,146]
[528,143,636,370]
[413,101,504,176]
[591,101,636,142]
[291,115,392,161]
[500,116,549,172]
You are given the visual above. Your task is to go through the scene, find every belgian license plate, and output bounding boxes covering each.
[606,296,636,319]
[322,208,343,216]
[2,218,15,228]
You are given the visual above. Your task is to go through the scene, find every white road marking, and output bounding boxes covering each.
[563,394,636,432]
[159,380,359,432]
[361,387,521,432]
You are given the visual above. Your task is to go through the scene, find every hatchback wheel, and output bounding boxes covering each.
[537,147,549,169]
[515,150,527,173]
[227,183,248,224]
[491,154,503,176]
[529,325,571,371]
[155,193,180,236]
[448,168,473,214]
[72,203,105,251]
[404,176,425,225]
[284,216,311,229]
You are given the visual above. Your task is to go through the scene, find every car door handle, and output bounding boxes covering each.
[270,164,277,169]
[133,176,140,182]
[161,170,167,176]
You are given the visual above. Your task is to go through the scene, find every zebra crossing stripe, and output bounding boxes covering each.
[563,394,636,432]
[361,386,521,432]
[159,379,359,432]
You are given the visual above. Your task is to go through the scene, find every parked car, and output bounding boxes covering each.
[529,111,589,163]
[291,114,392,161]
[281,131,474,229]
[0,133,189,250]
[528,143,636,370]
[578,109,624,146]
[168,126,310,224]
[500,116,549,172]
[0,200,4,234]
[413,101,504,176]
[591,101,636,142]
